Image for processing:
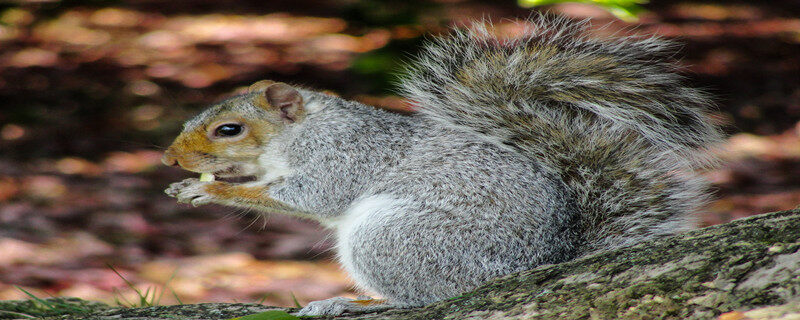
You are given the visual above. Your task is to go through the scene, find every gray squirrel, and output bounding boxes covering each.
[162,15,722,316]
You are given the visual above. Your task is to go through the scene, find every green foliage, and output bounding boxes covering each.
[108,264,181,308]
[518,0,648,21]
[7,287,96,317]
[289,292,303,308]
[351,37,426,94]
[228,310,301,320]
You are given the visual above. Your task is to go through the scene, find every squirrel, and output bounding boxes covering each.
[162,15,722,316]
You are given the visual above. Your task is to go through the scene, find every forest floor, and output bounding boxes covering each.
[0,0,798,309]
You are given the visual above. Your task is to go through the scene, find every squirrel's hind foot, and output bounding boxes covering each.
[295,296,403,316]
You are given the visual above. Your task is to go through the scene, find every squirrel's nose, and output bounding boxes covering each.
[161,152,180,167]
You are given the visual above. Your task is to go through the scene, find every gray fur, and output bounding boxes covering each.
[270,93,581,309]
[176,15,723,316]
[267,90,423,218]
[397,14,722,252]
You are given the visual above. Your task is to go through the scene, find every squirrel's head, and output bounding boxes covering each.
[162,80,305,178]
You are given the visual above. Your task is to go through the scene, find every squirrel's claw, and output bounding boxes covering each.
[165,178,196,197]
[189,195,212,207]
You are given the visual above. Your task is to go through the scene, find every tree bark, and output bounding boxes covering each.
[5,209,799,320]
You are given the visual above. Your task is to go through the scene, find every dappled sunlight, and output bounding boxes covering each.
[701,123,800,226]
[669,3,766,21]
[140,253,351,305]
[3,8,381,88]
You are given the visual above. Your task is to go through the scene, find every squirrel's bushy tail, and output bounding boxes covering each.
[399,15,723,252]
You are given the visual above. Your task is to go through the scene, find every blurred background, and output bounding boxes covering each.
[0,0,798,308]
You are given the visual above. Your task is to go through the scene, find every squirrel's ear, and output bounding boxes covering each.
[264,83,304,124]
[247,80,276,93]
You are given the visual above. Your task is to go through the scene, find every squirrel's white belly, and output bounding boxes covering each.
[332,194,407,294]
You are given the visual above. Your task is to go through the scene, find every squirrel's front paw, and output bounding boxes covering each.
[165,178,219,207]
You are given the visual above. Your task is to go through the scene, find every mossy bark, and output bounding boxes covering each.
[3,209,799,320]
[376,209,800,320]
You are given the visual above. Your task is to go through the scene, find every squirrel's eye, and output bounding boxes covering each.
[214,124,243,137]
